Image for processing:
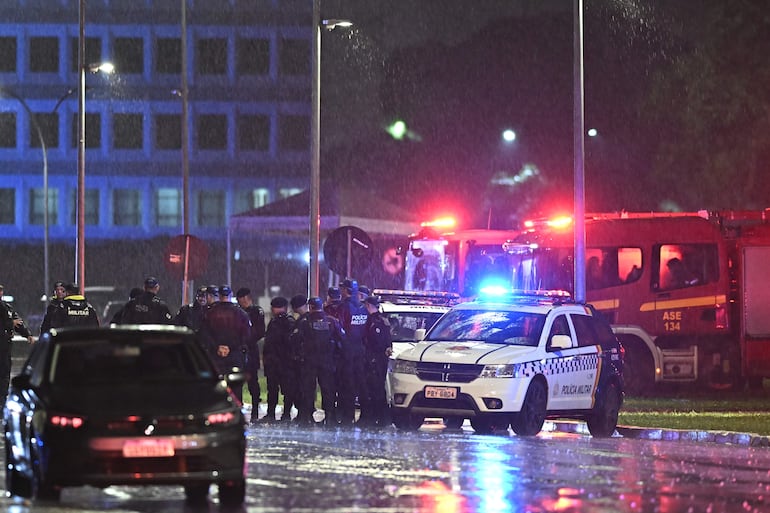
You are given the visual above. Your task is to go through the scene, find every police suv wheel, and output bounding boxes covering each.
[510,379,547,436]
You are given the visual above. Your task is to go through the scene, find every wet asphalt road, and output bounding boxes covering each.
[2,416,769,513]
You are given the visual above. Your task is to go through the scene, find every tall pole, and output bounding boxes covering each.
[76,0,86,293]
[573,0,586,303]
[181,0,191,305]
[309,0,322,297]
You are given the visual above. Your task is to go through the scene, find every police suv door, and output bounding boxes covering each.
[544,312,600,410]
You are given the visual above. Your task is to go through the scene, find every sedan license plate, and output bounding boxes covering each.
[122,438,175,458]
[424,386,458,400]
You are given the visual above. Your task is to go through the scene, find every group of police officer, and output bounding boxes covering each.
[32,274,393,428]
[260,278,393,428]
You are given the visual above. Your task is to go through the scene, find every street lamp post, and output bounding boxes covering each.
[573,0,587,303]
[0,88,50,302]
[309,1,352,297]
[76,0,86,293]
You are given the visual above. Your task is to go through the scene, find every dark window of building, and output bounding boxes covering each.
[155,114,181,150]
[30,113,58,149]
[113,37,144,74]
[279,38,309,76]
[237,114,269,151]
[113,189,141,226]
[69,188,99,225]
[70,113,101,148]
[0,37,17,72]
[234,188,269,214]
[69,37,101,73]
[0,188,15,224]
[0,113,16,148]
[197,190,225,227]
[278,114,309,151]
[114,113,143,149]
[30,37,59,73]
[236,37,269,75]
[155,37,181,74]
[197,114,227,150]
[197,38,227,75]
[29,188,58,225]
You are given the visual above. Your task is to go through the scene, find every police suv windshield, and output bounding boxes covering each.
[426,309,545,346]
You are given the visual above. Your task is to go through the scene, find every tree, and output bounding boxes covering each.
[645,0,770,210]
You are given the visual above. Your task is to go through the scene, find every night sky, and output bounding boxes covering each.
[315,1,769,228]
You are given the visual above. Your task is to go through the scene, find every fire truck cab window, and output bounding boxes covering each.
[585,247,641,290]
[657,244,718,291]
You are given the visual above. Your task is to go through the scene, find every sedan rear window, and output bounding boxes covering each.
[50,337,214,384]
[427,309,544,346]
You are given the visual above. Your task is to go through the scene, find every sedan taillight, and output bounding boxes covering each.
[50,414,85,429]
[206,411,237,425]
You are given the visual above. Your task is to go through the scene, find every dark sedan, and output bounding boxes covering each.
[3,325,246,506]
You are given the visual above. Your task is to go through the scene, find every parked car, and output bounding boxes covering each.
[389,291,625,436]
[3,324,246,505]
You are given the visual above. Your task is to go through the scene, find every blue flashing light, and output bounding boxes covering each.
[478,283,511,297]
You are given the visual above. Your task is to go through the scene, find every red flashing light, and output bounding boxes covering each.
[421,217,456,229]
[547,216,573,229]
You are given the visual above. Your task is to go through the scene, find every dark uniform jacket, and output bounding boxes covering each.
[119,291,173,324]
[47,295,99,328]
[173,302,206,332]
[294,310,344,370]
[262,313,295,376]
[242,304,266,369]
[363,311,392,363]
[40,299,62,334]
[198,302,251,372]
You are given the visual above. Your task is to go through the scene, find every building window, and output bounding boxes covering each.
[279,188,302,199]
[69,189,100,225]
[237,114,269,151]
[234,188,269,214]
[30,113,58,149]
[0,188,15,224]
[197,38,227,75]
[113,37,144,74]
[0,113,16,148]
[30,37,59,73]
[155,37,181,74]
[113,113,143,149]
[69,37,101,73]
[70,113,101,148]
[279,38,309,76]
[113,189,141,226]
[197,114,227,150]
[155,188,181,227]
[155,114,181,150]
[278,114,309,151]
[236,37,269,75]
[0,37,17,72]
[198,190,225,227]
[29,188,58,225]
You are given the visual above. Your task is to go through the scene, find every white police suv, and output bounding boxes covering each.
[389,291,624,437]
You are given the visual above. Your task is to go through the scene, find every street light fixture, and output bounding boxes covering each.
[309,0,352,297]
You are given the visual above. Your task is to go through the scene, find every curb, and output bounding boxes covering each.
[546,420,770,447]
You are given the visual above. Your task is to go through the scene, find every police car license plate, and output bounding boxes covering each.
[122,438,175,458]
[424,386,458,399]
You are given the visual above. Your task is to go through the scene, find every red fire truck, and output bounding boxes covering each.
[403,217,521,298]
[511,210,770,394]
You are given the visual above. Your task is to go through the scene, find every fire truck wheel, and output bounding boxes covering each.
[621,340,655,397]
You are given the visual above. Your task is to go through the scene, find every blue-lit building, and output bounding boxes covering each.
[0,1,316,313]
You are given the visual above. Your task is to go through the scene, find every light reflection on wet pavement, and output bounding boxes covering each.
[2,420,770,513]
